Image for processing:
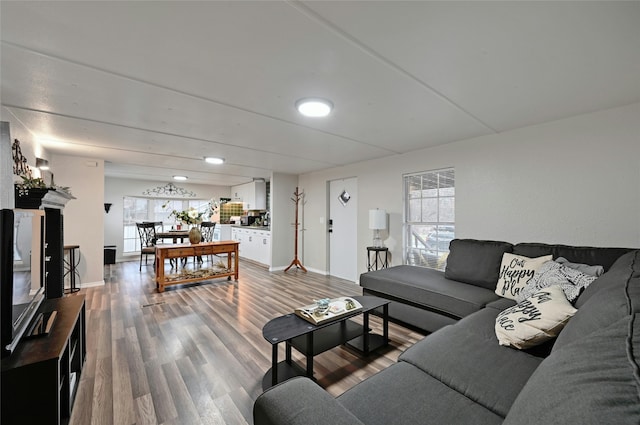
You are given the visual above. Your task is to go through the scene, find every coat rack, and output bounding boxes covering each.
[285,186,307,273]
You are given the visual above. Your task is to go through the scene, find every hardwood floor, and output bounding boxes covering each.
[69,259,425,425]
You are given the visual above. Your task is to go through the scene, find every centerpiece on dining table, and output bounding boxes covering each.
[169,207,205,244]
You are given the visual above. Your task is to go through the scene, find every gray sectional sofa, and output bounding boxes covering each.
[253,239,640,425]
[360,239,631,333]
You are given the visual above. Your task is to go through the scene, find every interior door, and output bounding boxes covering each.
[329,177,357,282]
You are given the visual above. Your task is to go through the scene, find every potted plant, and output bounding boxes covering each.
[15,176,73,209]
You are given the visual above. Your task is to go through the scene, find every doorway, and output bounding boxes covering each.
[328,177,357,282]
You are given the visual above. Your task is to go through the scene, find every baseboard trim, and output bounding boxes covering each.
[81,280,105,288]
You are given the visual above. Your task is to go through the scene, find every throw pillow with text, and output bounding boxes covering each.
[495,253,552,300]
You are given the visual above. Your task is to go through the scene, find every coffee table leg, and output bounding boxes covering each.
[271,344,278,386]
[363,312,370,355]
[383,304,389,345]
[306,333,314,377]
[286,342,292,364]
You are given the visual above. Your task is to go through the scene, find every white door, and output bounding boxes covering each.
[329,178,357,282]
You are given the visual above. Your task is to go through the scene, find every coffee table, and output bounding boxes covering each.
[261,295,390,389]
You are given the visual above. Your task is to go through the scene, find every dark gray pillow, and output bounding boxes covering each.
[513,243,632,272]
[445,239,513,289]
[503,315,640,425]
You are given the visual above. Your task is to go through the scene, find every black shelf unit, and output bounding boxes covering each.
[45,208,64,299]
[1,295,86,425]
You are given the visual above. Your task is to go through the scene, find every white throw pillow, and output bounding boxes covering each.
[495,286,577,349]
[495,253,552,300]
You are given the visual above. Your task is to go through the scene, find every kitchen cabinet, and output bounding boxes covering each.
[231,181,266,210]
[214,224,231,242]
[232,227,270,266]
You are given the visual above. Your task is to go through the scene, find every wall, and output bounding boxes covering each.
[104,177,231,262]
[299,103,640,280]
[0,122,14,209]
[269,172,299,271]
[51,155,105,287]
[0,112,49,209]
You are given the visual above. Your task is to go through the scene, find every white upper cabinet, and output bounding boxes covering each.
[231,181,266,210]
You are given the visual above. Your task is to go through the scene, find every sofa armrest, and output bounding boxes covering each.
[253,377,365,425]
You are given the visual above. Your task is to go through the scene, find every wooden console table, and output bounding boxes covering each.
[154,240,239,292]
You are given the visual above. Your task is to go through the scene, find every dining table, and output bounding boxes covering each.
[156,230,190,244]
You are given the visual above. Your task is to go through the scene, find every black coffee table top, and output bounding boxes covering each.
[262,295,389,345]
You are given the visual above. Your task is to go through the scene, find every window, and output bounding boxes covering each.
[404,168,455,270]
[123,197,210,253]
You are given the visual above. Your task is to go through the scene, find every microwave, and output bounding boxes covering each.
[240,216,257,226]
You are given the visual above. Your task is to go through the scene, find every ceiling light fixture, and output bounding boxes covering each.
[173,175,187,181]
[296,98,333,117]
[204,157,225,165]
[35,157,50,170]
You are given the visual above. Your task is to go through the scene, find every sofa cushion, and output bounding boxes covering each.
[445,239,514,289]
[360,265,500,319]
[503,315,640,425]
[253,377,365,425]
[485,297,517,311]
[495,286,577,349]
[400,308,544,417]
[513,242,632,272]
[338,362,504,425]
[516,260,598,303]
[494,253,552,300]
[553,250,640,352]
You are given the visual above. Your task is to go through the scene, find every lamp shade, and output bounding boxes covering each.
[369,209,387,230]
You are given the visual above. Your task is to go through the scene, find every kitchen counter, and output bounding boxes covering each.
[231,225,271,232]
[231,226,271,266]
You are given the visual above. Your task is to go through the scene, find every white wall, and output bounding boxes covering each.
[104,177,231,262]
[270,172,299,271]
[299,103,640,278]
[51,154,105,287]
[0,122,15,209]
[0,111,50,210]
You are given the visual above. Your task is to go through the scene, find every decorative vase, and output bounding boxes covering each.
[189,227,202,244]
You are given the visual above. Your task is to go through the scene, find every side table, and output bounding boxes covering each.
[367,246,389,271]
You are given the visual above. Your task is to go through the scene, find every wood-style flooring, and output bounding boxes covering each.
[69,259,426,425]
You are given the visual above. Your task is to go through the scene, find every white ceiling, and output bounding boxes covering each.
[1,1,639,186]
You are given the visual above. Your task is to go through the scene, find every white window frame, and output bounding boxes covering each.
[403,168,455,271]
[122,197,210,253]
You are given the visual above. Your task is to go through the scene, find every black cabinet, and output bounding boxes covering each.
[1,295,86,425]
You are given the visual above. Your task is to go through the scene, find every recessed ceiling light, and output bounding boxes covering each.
[204,157,225,165]
[173,175,187,181]
[296,98,333,117]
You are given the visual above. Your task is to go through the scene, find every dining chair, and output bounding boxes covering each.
[198,222,216,263]
[200,222,216,242]
[136,222,158,271]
